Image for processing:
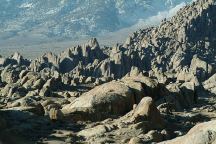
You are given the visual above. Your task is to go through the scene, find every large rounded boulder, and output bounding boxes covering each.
[62,81,135,121]
[159,120,216,144]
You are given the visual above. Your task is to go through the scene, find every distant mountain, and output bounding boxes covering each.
[0,0,192,41]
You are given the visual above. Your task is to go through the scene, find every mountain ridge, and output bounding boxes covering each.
[0,0,191,40]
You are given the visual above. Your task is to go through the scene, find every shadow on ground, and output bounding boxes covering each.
[0,110,84,144]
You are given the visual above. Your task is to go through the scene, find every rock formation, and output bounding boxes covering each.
[0,0,216,143]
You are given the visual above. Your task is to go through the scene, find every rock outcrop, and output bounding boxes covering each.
[0,0,216,143]
[132,97,164,128]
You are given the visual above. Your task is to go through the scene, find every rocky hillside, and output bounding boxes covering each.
[16,0,216,80]
[1,0,216,143]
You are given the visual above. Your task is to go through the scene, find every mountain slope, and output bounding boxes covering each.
[0,0,192,40]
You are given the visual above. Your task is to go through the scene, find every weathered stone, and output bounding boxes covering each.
[132,97,164,129]
[190,55,214,81]
[49,108,63,121]
[62,81,135,121]
[159,120,216,144]
[78,125,107,138]
[164,82,196,110]
[39,86,51,97]
[203,73,216,95]
[122,75,162,101]
[128,137,143,144]
[146,130,164,142]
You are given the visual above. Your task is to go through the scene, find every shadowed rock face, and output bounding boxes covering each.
[0,52,30,67]
[1,0,216,144]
